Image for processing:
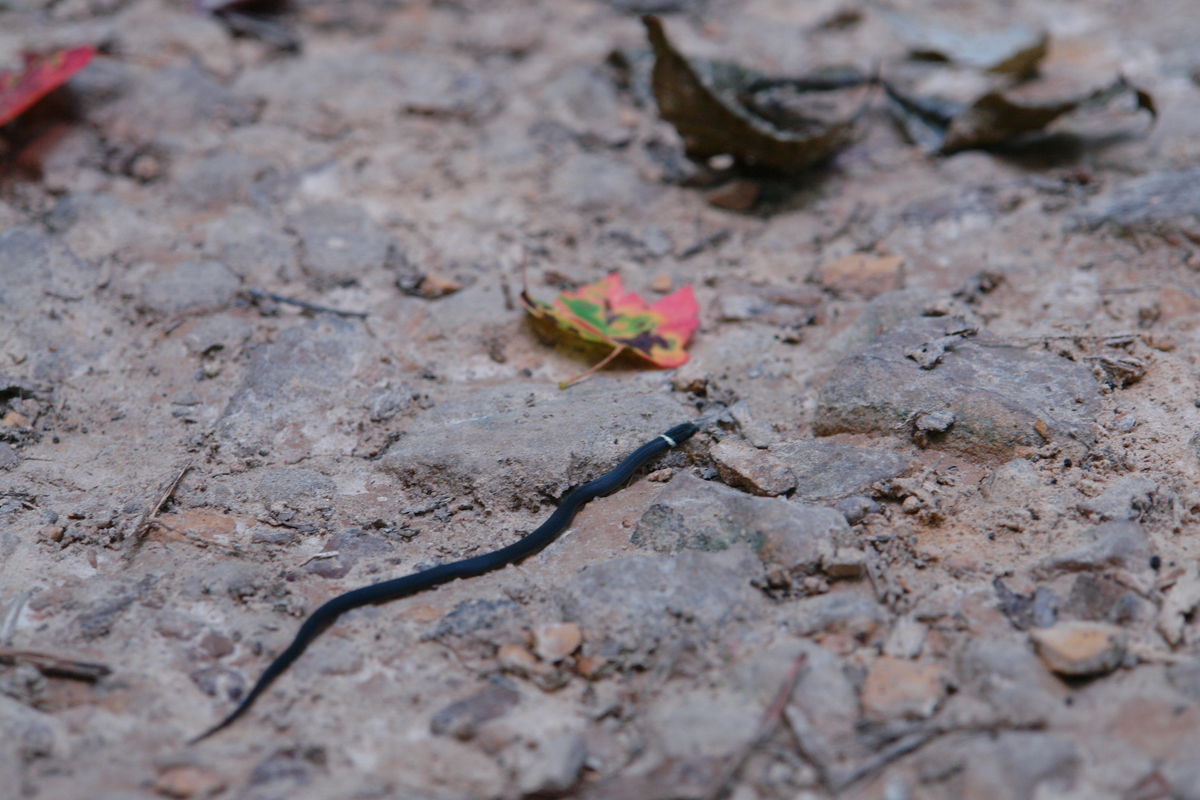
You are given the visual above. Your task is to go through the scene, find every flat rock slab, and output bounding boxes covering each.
[561,548,764,669]
[1073,167,1200,239]
[814,317,1102,459]
[381,378,691,510]
[216,316,376,461]
[631,470,851,576]
[1034,521,1154,577]
[768,439,915,503]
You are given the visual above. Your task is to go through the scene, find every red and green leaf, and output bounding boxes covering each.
[0,46,96,128]
[521,273,699,387]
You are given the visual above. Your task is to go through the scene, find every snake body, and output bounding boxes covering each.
[193,421,698,742]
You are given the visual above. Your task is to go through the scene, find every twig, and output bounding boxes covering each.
[0,591,31,646]
[558,344,626,390]
[704,652,808,800]
[0,647,110,682]
[678,228,731,259]
[975,331,1138,346]
[126,461,193,558]
[244,289,368,319]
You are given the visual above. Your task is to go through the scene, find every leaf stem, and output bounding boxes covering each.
[558,344,626,389]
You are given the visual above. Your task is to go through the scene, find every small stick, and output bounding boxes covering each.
[0,647,111,682]
[0,591,31,646]
[244,289,368,319]
[976,331,1138,346]
[704,651,808,800]
[558,344,626,390]
[679,228,731,259]
[126,461,193,557]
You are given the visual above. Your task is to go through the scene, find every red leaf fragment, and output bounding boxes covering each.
[0,46,96,128]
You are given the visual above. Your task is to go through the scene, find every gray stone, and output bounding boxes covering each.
[1029,621,1127,677]
[0,696,60,785]
[97,63,258,141]
[783,641,864,762]
[728,400,782,448]
[396,55,501,122]
[0,532,19,560]
[549,152,657,213]
[1073,167,1200,240]
[0,442,19,471]
[203,212,298,284]
[423,598,529,662]
[713,283,823,330]
[917,731,1078,799]
[295,635,365,677]
[255,468,336,507]
[783,590,885,641]
[430,678,521,740]
[514,731,587,796]
[916,409,956,432]
[141,260,241,316]
[1157,566,1200,646]
[0,227,99,304]
[176,151,278,209]
[769,440,914,503]
[288,204,400,288]
[305,528,394,579]
[1034,521,1154,576]
[178,314,254,358]
[956,638,1064,727]
[1063,574,1142,625]
[1166,659,1200,702]
[217,316,373,461]
[820,288,962,364]
[835,495,881,524]
[883,615,928,659]
[646,686,760,759]
[1076,478,1157,523]
[994,577,1059,630]
[73,575,156,640]
[710,438,796,496]
[240,52,498,133]
[540,65,626,144]
[822,547,867,579]
[381,378,690,511]
[632,471,848,576]
[815,316,1102,459]
[363,384,425,422]
[562,549,763,670]
[1164,761,1200,800]
[48,194,169,264]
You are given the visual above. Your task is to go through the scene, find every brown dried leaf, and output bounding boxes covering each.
[643,15,862,171]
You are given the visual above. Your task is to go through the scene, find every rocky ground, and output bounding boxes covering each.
[2,0,1200,798]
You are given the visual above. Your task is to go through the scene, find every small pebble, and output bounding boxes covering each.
[1030,621,1126,676]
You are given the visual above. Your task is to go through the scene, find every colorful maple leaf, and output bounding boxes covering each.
[521,272,699,388]
[0,46,96,128]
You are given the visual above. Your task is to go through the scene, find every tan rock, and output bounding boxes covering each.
[822,547,867,579]
[155,764,227,799]
[1,410,29,428]
[1030,621,1127,676]
[710,438,796,497]
[860,656,947,720]
[1157,567,1200,647]
[533,622,582,663]
[705,179,759,211]
[817,253,903,299]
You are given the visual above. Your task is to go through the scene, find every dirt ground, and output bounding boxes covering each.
[2,0,1200,798]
